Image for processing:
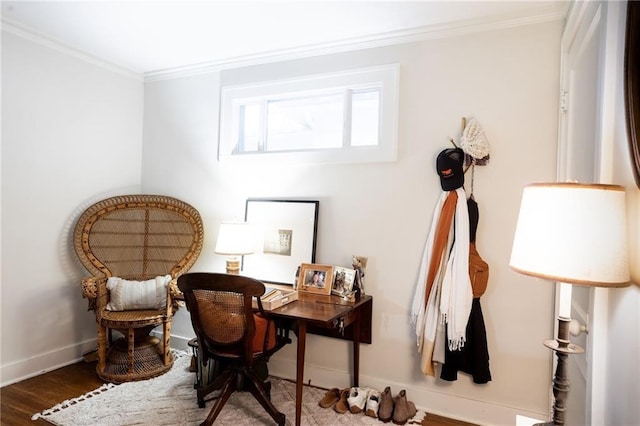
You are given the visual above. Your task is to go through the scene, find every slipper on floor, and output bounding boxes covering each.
[334,388,351,414]
[319,387,341,408]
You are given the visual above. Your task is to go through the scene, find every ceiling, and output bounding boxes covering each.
[1,1,569,77]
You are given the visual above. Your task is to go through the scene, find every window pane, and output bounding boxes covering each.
[238,103,261,152]
[266,94,344,151]
[219,64,398,164]
[351,89,380,147]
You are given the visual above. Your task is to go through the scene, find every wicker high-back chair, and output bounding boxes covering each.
[74,195,204,383]
[178,272,289,426]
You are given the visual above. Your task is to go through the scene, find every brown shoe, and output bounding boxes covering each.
[392,389,416,425]
[333,388,350,414]
[407,400,417,419]
[319,387,340,408]
[378,386,394,422]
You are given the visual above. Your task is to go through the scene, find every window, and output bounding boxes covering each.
[219,64,399,165]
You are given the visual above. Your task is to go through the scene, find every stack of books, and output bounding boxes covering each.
[253,286,299,310]
[261,288,284,302]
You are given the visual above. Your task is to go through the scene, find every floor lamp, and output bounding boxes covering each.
[214,222,255,274]
[509,182,630,426]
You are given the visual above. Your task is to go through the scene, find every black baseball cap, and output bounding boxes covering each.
[437,148,465,191]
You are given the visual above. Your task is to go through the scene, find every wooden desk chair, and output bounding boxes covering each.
[178,272,289,426]
[73,195,204,383]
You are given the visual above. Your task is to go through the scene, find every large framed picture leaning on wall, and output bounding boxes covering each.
[242,199,319,285]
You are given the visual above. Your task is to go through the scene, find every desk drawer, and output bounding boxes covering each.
[307,296,372,344]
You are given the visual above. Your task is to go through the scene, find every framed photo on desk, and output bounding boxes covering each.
[331,266,356,296]
[243,199,319,285]
[298,263,333,295]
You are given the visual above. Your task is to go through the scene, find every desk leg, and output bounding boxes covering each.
[295,321,307,426]
[353,310,361,387]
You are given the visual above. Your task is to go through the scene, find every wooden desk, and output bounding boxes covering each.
[267,293,373,426]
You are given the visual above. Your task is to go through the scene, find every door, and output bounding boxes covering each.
[558,2,605,425]
[558,1,620,425]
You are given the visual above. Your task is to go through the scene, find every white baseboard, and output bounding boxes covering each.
[1,333,547,426]
[167,333,194,352]
[267,356,547,426]
[1,334,194,388]
[0,339,97,387]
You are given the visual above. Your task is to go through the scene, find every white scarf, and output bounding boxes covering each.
[411,191,447,349]
[411,187,472,355]
[440,190,471,350]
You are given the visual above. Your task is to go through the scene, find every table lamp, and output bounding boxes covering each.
[509,182,630,426]
[214,222,255,274]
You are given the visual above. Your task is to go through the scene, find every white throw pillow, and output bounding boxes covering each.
[106,275,171,311]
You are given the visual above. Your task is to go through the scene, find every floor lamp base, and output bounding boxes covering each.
[540,317,585,426]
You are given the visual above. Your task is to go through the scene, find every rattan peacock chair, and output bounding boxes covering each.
[73,195,204,383]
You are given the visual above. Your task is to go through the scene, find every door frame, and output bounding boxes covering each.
[557,1,623,425]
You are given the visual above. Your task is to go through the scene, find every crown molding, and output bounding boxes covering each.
[1,3,567,84]
[145,4,568,82]
[1,17,143,81]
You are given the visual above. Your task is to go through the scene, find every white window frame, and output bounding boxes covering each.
[218,64,399,165]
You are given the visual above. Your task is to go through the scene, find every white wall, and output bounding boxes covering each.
[0,32,143,383]
[3,8,637,426]
[142,21,563,424]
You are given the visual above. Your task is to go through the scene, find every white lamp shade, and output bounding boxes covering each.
[214,222,255,255]
[509,183,630,287]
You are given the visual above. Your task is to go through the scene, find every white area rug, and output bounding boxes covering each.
[33,352,425,425]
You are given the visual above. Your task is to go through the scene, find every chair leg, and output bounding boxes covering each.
[245,369,286,426]
[97,323,108,374]
[163,320,172,366]
[201,372,237,426]
[197,369,231,408]
[127,328,135,374]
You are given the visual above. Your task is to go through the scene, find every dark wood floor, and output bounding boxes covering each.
[0,360,475,426]
[1,361,104,425]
